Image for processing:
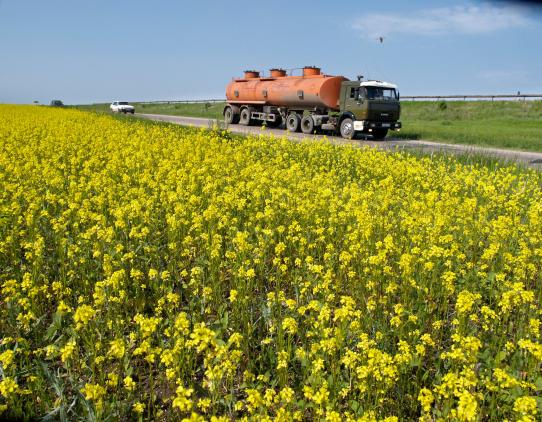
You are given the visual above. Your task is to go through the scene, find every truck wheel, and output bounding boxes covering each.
[239,107,252,126]
[340,118,355,139]
[224,106,239,124]
[301,115,315,134]
[286,114,301,132]
[372,129,388,140]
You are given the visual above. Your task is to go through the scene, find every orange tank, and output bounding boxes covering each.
[226,66,348,111]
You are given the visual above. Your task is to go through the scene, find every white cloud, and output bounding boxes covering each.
[352,3,531,39]
[479,69,529,83]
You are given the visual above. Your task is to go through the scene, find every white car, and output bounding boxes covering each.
[110,101,135,114]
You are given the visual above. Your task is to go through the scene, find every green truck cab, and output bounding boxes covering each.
[338,80,401,140]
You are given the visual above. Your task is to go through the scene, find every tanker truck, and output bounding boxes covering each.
[224,66,401,140]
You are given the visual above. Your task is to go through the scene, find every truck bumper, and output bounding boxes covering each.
[354,121,401,131]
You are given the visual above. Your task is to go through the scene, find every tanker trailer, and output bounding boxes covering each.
[224,66,401,140]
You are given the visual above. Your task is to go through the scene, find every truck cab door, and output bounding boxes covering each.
[344,87,367,120]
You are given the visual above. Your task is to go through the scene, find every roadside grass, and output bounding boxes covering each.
[74,103,111,113]
[74,102,224,119]
[74,100,542,152]
[136,102,225,119]
[395,100,542,151]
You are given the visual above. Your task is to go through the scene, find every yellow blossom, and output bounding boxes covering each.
[108,338,125,359]
[124,376,136,392]
[133,401,145,414]
[60,340,76,363]
[80,383,106,402]
[73,304,95,330]
[0,350,15,369]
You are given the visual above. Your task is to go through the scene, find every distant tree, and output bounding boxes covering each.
[33,100,39,104]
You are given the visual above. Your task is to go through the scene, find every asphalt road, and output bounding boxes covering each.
[136,113,542,169]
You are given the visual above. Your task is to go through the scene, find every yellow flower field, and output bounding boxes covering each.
[1,105,541,421]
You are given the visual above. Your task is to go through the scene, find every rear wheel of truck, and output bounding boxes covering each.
[340,118,355,139]
[224,106,239,124]
[239,107,252,126]
[286,114,301,132]
[301,115,315,134]
[372,129,388,140]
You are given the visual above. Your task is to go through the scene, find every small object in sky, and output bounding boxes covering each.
[378,36,384,43]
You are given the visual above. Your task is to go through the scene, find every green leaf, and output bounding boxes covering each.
[350,400,359,412]
[494,351,507,365]
[410,356,422,367]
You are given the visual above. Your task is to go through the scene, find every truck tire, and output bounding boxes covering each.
[286,113,301,132]
[301,115,315,134]
[224,106,240,124]
[239,107,252,126]
[372,129,388,140]
[340,118,355,139]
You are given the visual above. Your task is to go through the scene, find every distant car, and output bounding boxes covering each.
[50,100,64,107]
[110,101,135,114]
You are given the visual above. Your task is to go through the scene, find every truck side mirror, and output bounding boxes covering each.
[396,91,400,100]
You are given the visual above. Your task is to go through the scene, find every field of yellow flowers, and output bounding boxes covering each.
[1,105,542,421]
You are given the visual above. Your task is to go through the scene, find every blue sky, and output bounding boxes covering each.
[1,0,541,104]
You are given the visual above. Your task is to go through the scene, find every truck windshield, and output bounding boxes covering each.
[119,102,129,105]
[365,87,397,100]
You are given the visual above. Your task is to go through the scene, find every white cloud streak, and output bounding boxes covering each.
[352,3,531,39]
[479,69,529,83]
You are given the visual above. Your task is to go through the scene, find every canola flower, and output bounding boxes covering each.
[0,105,542,420]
